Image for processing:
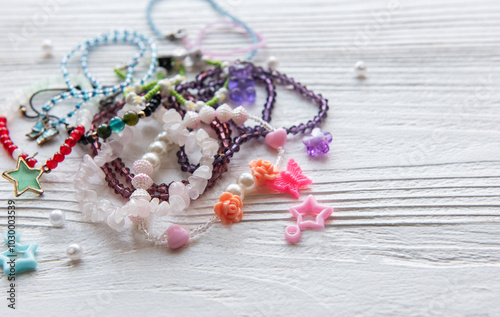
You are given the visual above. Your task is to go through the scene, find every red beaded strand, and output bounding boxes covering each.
[0,116,84,171]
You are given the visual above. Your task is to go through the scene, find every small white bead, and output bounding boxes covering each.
[237,173,255,192]
[225,183,244,200]
[158,79,172,95]
[267,56,279,70]
[199,105,216,124]
[66,243,83,261]
[12,148,23,159]
[216,104,233,122]
[184,100,195,111]
[232,106,249,125]
[142,152,161,170]
[194,101,206,112]
[130,188,151,201]
[133,159,154,175]
[174,74,185,83]
[215,87,228,102]
[49,209,65,227]
[147,140,168,156]
[125,92,138,105]
[42,39,53,58]
[131,173,153,190]
[354,61,367,78]
[183,111,201,129]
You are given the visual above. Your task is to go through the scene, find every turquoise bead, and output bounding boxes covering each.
[109,116,125,132]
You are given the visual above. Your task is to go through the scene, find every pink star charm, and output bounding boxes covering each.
[285,195,333,244]
[267,159,312,199]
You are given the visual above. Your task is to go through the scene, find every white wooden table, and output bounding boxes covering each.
[1,0,499,315]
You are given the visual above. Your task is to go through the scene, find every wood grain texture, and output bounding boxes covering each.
[1,0,500,316]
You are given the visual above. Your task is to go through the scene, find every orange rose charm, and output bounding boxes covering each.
[248,159,279,186]
[214,192,243,225]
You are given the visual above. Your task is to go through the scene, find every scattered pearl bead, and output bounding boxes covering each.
[66,243,83,261]
[225,183,244,200]
[267,56,279,70]
[237,173,255,192]
[42,39,53,58]
[49,209,65,227]
[354,61,367,78]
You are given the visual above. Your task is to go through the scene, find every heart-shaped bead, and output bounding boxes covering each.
[166,225,190,249]
[265,128,287,150]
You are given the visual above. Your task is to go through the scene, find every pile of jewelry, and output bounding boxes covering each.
[0,0,335,275]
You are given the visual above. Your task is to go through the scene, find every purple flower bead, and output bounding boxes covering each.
[302,128,333,156]
[228,63,256,106]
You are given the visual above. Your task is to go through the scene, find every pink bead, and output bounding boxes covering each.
[265,128,287,150]
[131,173,153,190]
[166,225,190,250]
[285,225,301,244]
[133,159,153,175]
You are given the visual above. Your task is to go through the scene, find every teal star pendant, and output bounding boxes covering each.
[2,157,44,197]
[0,232,38,276]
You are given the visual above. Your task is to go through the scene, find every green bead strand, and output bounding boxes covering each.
[123,111,139,126]
[97,124,112,139]
[143,85,162,101]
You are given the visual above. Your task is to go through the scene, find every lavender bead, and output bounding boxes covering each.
[228,63,256,105]
[302,128,333,156]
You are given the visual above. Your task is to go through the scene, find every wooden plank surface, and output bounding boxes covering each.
[1,0,500,315]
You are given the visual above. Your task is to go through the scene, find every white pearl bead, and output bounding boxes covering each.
[199,105,216,124]
[148,140,167,156]
[183,111,201,129]
[232,106,249,125]
[237,173,255,192]
[225,183,244,200]
[142,152,161,170]
[42,39,53,58]
[66,243,83,261]
[216,104,233,122]
[49,209,65,227]
[354,61,367,78]
[267,56,279,70]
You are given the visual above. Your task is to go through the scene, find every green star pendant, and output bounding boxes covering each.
[2,157,44,197]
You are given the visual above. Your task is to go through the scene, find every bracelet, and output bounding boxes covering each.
[42,30,158,127]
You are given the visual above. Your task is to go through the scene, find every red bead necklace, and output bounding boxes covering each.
[1,116,84,196]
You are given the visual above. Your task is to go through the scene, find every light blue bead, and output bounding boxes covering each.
[109,116,125,133]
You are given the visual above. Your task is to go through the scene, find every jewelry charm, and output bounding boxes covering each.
[228,63,256,105]
[267,159,312,199]
[285,195,333,244]
[0,232,38,276]
[302,127,333,156]
[2,157,45,197]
